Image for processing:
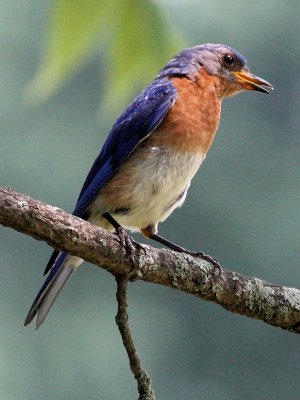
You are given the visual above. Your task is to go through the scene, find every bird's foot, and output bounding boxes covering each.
[173,246,222,275]
[102,212,143,279]
[115,227,144,281]
[115,225,135,259]
[190,251,222,275]
[147,231,222,274]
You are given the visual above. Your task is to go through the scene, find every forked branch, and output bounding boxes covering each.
[1,187,300,334]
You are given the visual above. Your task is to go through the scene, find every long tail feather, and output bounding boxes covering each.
[25,253,82,329]
[35,264,75,329]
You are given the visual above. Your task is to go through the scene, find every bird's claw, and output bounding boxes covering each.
[191,251,222,274]
[116,226,134,254]
[115,227,144,280]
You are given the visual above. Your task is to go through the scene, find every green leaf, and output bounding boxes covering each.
[99,0,184,119]
[26,0,112,103]
[25,0,184,114]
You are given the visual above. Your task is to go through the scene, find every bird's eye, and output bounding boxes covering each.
[223,53,235,67]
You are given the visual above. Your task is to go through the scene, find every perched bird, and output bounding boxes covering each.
[25,43,272,329]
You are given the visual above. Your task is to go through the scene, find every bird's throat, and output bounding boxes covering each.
[154,75,221,156]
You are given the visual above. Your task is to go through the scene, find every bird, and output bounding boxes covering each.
[25,43,273,329]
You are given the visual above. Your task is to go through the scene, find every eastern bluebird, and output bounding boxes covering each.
[25,44,272,329]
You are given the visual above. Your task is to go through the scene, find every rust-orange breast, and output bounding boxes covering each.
[151,69,221,155]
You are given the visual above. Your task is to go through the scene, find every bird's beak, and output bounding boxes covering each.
[232,70,273,94]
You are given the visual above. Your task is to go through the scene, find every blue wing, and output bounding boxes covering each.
[43,77,176,276]
[73,77,177,218]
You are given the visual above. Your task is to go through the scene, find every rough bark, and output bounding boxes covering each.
[1,186,300,333]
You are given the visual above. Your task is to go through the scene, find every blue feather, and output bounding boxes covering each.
[25,252,68,324]
[74,77,176,217]
[25,77,177,325]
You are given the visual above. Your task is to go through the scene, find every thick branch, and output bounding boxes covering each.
[1,187,300,333]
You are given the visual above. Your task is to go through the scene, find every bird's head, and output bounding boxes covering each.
[158,44,273,98]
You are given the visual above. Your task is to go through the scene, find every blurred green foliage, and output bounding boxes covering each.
[26,0,182,116]
[26,0,112,103]
[1,1,300,400]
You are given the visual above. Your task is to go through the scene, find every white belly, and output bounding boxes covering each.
[101,146,205,232]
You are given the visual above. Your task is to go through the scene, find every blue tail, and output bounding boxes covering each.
[24,252,76,329]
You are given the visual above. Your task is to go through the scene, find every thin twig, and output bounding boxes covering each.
[115,275,155,400]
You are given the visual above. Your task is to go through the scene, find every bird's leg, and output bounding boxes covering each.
[102,213,143,277]
[146,232,189,253]
[102,212,135,251]
[142,225,221,271]
[102,212,127,243]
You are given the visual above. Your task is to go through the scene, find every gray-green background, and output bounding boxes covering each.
[1,1,300,399]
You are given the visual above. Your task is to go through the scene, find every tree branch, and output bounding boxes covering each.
[115,275,155,400]
[1,186,300,334]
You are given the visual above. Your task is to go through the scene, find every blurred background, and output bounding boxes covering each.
[1,1,300,399]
